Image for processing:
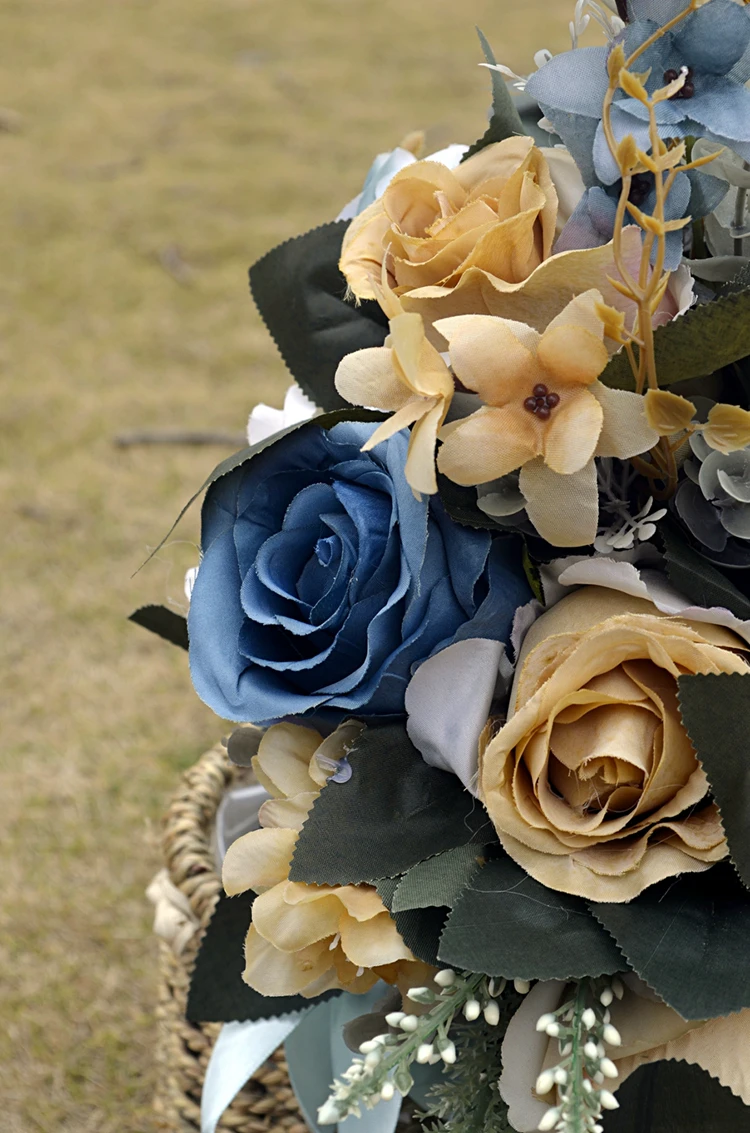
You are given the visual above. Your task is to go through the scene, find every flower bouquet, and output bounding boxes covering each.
[135,1,750,1129]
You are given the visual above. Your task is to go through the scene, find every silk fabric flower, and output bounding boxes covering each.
[479,586,750,902]
[435,290,658,546]
[223,721,433,997]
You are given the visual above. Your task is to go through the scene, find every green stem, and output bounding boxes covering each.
[567,982,589,1133]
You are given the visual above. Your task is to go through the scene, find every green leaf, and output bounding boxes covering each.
[660,521,750,620]
[591,865,750,1020]
[462,29,527,162]
[600,290,750,391]
[138,407,385,571]
[393,906,449,967]
[289,722,495,886]
[604,1061,750,1132]
[391,844,487,913]
[187,893,340,1022]
[374,876,401,911]
[249,220,389,412]
[128,604,188,650]
[678,673,750,890]
[437,474,509,531]
[438,856,624,980]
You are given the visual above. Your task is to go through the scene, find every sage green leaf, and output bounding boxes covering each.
[721,261,750,296]
[678,673,750,890]
[591,866,750,1019]
[187,894,340,1023]
[462,29,527,162]
[139,408,385,570]
[661,521,750,619]
[128,604,188,650]
[438,856,624,980]
[604,1061,750,1132]
[290,722,495,886]
[600,290,750,391]
[249,220,388,412]
[391,844,487,913]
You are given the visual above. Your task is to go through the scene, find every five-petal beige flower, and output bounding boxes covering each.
[435,290,658,546]
[335,280,454,495]
[223,721,434,998]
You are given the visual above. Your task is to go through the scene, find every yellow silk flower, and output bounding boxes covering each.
[222,720,434,998]
[335,277,453,496]
[479,587,750,903]
[435,290,658,546]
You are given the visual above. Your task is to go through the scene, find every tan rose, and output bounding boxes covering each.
[340,137,590,325]
[479,587,750,902]
[223,720,433,998]
[500,977,750,1131]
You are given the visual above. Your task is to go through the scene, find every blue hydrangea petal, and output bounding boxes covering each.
[533,106,600,187]
[593,110,654,185]
[628,0,689,24]
[686,167,729,223]
[684,78,750,147]
[673,0,750,75]
[554,186,618,253]
[525,47,610,116]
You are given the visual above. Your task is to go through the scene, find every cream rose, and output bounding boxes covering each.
[478,586,750,902]
[223,720,433,998]
[340,136,584,314]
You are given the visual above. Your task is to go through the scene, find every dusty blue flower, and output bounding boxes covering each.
[188,420,531,725]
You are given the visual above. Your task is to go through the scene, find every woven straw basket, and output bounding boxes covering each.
[153,744,425,1133]
[153,743,309,1132]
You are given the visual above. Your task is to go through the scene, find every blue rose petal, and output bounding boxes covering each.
[188,420,531,725]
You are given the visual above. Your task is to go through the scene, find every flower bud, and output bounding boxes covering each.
[438,1039,457,1065]
[359,1039,380,1054]
[364,1050,381,1070]
[600,1090,620,1110]
[535,1069,556,1095]
[581,1078,593,1094]
[601,1058,619,1079]
[514,979,531,995]
[484,1000,500,1026]
[417,1043,435,1064]
[536,1013,557,1033]
[553,1068,568,1086]
[463,998,481,1021]
[612,978,624,1000]
[385,1011,405,1027]
[583,1041,599,1061]
[545,1022,561,1038]
[393,1066,414,1096]
[600,987,614,1008]
[603,1024,622,1047]
[381,1081,395,1102]
[538,1107,560,1131]
[407,987,435,1005]
[434,969,456,988]
[318,1098,342,1125]
[581,1008,597,1030]
[399,1015,419,1032]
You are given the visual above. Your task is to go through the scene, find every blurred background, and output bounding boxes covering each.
[1,1,573,1128]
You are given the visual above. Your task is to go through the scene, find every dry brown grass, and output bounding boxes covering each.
[0,1,571,1129]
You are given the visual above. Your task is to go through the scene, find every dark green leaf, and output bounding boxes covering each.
[591,865,750,1020]
[290,722,494,886]
[249,220,388,412]
[128,604,188,650]
[391,844,487,913]
[661,521,750,619]
[462,29,527,162]
[679,673,750,890]
[604,1060,750,1132]
[600,290,750,391]
[138,407,385,570]
[393,906,449,967]
[437,474,509,531]
[187,894,340,1022]
[438,856,624,980]
[374,876,401,911]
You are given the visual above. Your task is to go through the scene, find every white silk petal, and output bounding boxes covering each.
[592,381,659,459]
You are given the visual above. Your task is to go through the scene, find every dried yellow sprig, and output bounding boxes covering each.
[703,404,750,454]
[644,389,697,435]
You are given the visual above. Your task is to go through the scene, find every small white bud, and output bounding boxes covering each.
[593,1071,605,1085]
[407,986,431,1000]
[601,1058,619,1079]
[514,978,531,995]
[536,1013,557,1033]
[434,969,457,988]
[488,978,506,997]
[428,1053,442,1065]
[535,1069,556,1095]
[545,1022,561,1038]
[581,1078,593,1094]
[561,1042,573,1056]
[416,1043,435,1064]
[464,998,481,1021]
[603,1024,622,1047]
[439,1040,457,1065]
[538,1107,560,1131]
[484,1000,500,1026]
[359,1039,380,1054]
[603,1009,611,1024]
[553,1068,568,1086]
[317,1098,342,1125]
[364,1050,381,1070]
[581,1008,597,1031]
[593,1125,604,1133]
[399,1015,419,1032]
[380,1081,395,1102]
[612,977,625,1000]
[583,1041,599,1061]
[600,1090,620,1111]
[385,1011,405,1027]
[600,987,614,1007]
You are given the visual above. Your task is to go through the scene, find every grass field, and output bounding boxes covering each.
[1,1,572,1128]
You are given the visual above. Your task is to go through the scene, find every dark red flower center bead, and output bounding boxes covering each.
[523,383,560,421]
[663,66,694,99]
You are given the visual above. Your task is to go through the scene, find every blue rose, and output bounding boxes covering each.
[188,419,531,725]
